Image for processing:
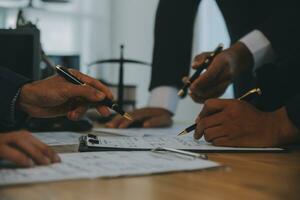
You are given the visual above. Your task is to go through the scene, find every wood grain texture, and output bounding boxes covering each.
[1,146,300,200]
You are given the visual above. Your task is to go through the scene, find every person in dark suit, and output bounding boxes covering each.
[190,0,300,147]
[107,0,274,128]
[0,67,113,167]
[107,0,300,147]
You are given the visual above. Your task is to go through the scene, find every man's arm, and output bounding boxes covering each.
[148,0,200,114]
[150,0,200,91]
[106,0,202,129]
[0,67,30,131]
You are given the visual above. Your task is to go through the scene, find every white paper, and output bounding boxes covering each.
[93,124,187,137]
[32,132,82,146]
[0,151,219,186]
[86,135,283,151]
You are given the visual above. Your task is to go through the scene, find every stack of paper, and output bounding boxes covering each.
[93,124,187,137]
[0,151,219,186]
[32,132,82,146]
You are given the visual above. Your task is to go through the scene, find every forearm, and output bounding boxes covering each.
[150,0,200,90]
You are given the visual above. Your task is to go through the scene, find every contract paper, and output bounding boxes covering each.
[85,135,283,152]
[0,151,219,186]
[93,124,187,137]
[32,132,82,146]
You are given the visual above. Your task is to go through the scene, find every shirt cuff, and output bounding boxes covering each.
[239,30,275,70]
[148,86,179,114]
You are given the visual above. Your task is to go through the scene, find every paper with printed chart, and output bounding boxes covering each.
[0,151,219,186]
[92,124,188,137]
[84,134,284,152]
[32,131,82,146]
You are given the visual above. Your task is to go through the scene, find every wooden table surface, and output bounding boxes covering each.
[0,144,299,200]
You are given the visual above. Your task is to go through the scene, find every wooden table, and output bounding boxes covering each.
[1,143,299,200]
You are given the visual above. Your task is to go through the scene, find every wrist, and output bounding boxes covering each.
[18,83,35,114]
[226,42,254,77]
[272,107,300,145]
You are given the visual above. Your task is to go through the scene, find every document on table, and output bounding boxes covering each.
[32,132,82,146]
[82,135,283,152]
[0,151,219,186]
[93,124,187,137]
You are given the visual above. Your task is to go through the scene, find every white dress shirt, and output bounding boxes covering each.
[148,29,275,114]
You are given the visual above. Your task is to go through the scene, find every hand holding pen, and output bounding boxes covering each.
[55,65,133,120]
[178,44,224,98]
[178,88,262,136]
[19,68,114,120]
[182,42,253,103]
[179,88,264,146]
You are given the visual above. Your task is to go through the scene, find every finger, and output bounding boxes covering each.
[95,105,111,117]
[106,115,124,128]
[118,109,161,128]
[64,84,106,103]
[13,140,51,165]
[143,115,173,128]
[196,80,231,100]
[69,70,113,99]
[29,136,61,163]
[0,145,33,167]
[199,112,224,130]
[192,52,210,69]
[203,126,227,142]
[199,99,231,119]
[195,113,224,141]
[190,59,226,92]
[119,118,135,128]
[189,92,205,103]
[68,106,89,121]
[194,121,204,140]
[182,76,189,84]
[211,137,233,147]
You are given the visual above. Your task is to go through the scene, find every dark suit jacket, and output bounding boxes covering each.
[150,0,300,128]
[0,67,29,131]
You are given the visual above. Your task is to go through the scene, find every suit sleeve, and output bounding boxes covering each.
[149,0,200,90]
[258,0,300,60]
[0,67,30,131]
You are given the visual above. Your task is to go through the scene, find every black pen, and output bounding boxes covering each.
[177,44,224,98]
[177,88,262,136]
[55,65,133,121]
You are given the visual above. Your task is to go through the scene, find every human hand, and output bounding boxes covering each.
[185,42,253,103]
[106,107,173,128]
[0,130,60,167]
[18,69,113,121]
[194,99,299,147]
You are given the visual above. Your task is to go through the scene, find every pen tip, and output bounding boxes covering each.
[177,89,185,97]
[177,130,188,136]
[123,113,133,121]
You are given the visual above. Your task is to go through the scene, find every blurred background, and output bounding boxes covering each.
[0,0,232,124]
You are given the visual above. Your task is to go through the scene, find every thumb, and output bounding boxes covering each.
[64,84,106,102]
[192,52,210,69]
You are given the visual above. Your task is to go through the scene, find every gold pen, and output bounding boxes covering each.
[177,88,262,136]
